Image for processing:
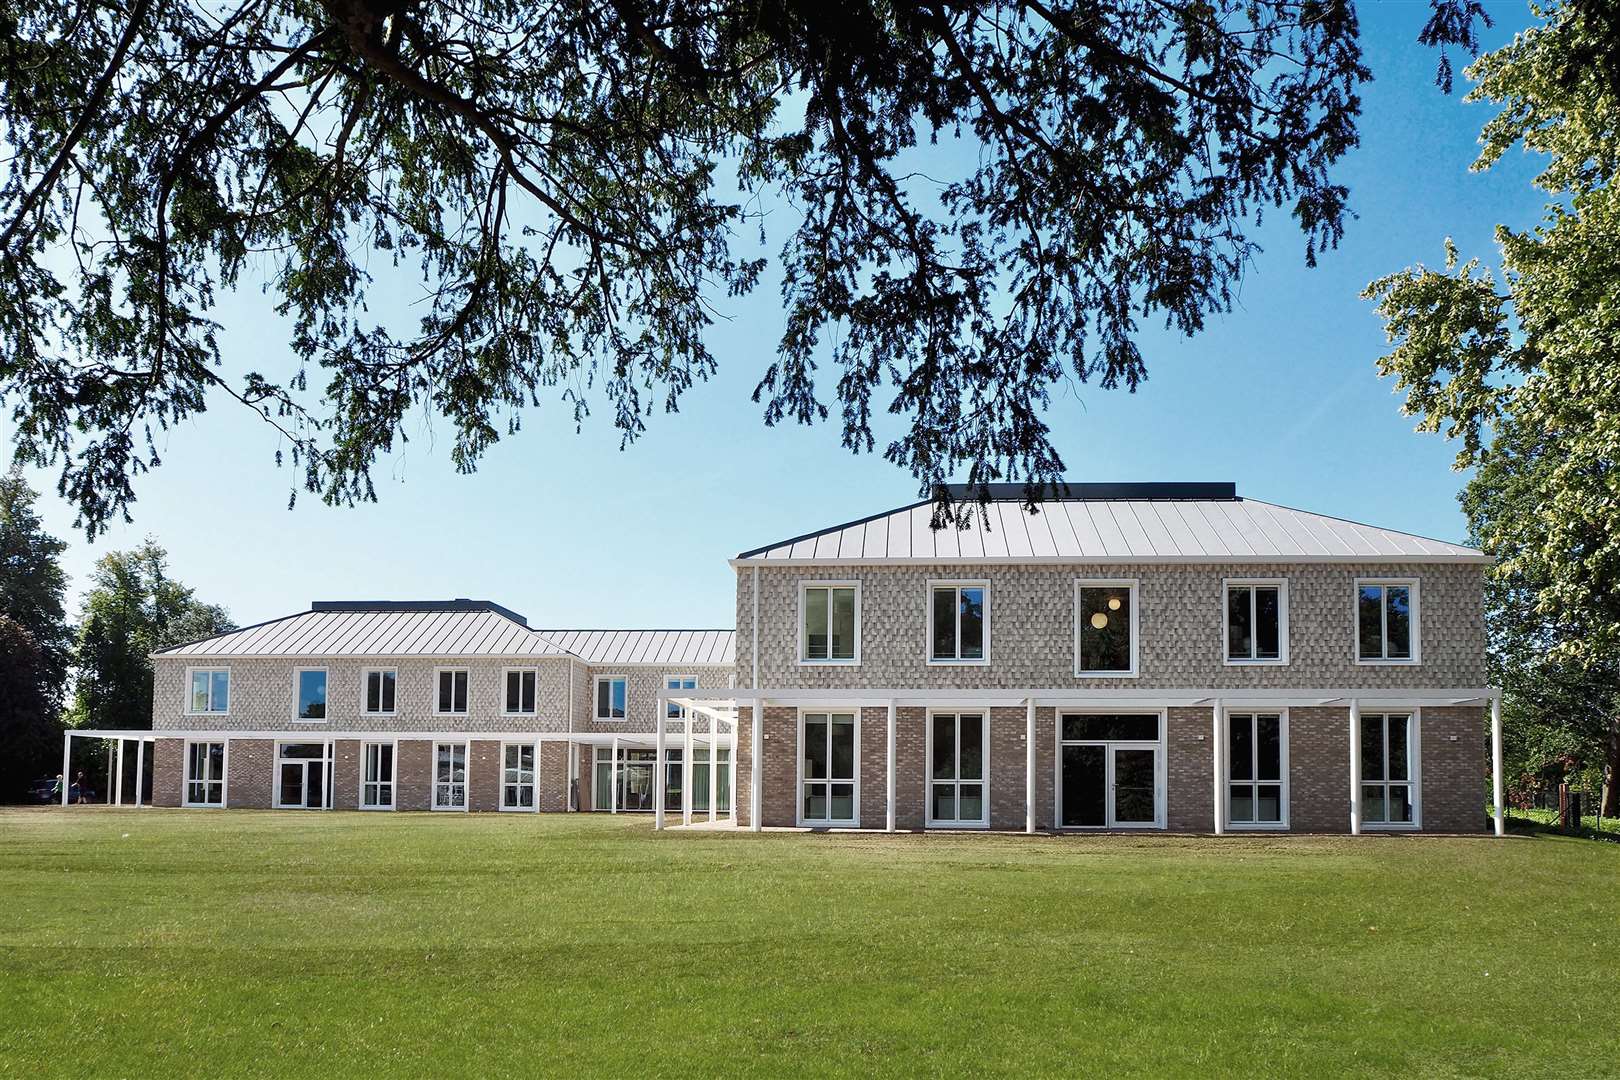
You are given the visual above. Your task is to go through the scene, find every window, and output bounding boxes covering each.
[1356,579,1419,663]
[361,742,394,809]
[692,748,732,814]
[1361,713,1418,826]
[294,668,328,721]
[1225,580,1287,664]
[502,743,536,810]
[433,742,467,810]
[666,675,697,720]
[363,669,397,715]
[1075,581,1137,676]
[435,668,470,714]
[594,746,655,810]
[184,741,225,807]
[504,668,537,715]
[928,712,987,826]
[800,583,858,662]
[186,668,230,714]
[800,711,858,826]
[1227,713,1287,828]
[275,741,330,810]
[929,582,988,663]
[595,676,627,721]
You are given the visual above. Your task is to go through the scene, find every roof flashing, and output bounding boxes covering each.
[310,598,528,626]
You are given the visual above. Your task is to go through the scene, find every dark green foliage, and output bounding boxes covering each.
[0,1,1483,530]
[70,540,233,731]
[0,467,68,799]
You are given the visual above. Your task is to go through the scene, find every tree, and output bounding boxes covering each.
[71,540,234,731]
[0,0,1487,533]
[1365,0,1620,815]
[0,465,71,692]
[0,617,61,799]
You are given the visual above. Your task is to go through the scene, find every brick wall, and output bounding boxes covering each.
[469,740,501,812]
[1420,706,1489,832]
[396,740,432,810]
[152,739,182,807]
[333,739,360,810]
[1166,708,1215,832]
[539,742,570,812]
[1288,707,1350,832]
[228,739,273,808]
[735,561,1485,691]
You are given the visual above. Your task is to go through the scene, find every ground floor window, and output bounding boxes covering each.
[928,712,987,827]
[275,741,331,809]
[801,712,857,826]
[434,742,467,810]
[502,743,536,810]
[184,741,225,807]
[1227,712,1286,828]
[593,747,657,811]
[1361,713,1418,826]
[361,742,394,809]
[692,748,732,814]
[1058,712,1163,829]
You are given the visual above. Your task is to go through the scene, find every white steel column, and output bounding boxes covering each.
[750,699,765,832]
[654,695,666,830]
[1348,698,1362,835]
[682,706,694,826]
[115,739,125,806]
[1491,693,1505,837]
[729,718,739,825]
[1211,701,1224,835]
[610,734,620,814]
[885,699,897,833]
[707,726,718,824]
[106,742,114,804]
[1025,697,1036,834]
[134,738,145,807]
[60,732,70,806]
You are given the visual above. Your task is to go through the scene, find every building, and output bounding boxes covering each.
[63,482,1507,835]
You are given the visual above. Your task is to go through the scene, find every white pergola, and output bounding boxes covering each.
[652,687,1508,837]
[58,729,158,806]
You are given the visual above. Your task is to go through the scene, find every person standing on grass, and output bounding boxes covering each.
[74,771,87,804]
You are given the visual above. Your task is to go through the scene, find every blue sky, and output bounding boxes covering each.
[6,3,1549,630]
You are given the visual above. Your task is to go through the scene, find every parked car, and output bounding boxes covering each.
[27,777,96,803]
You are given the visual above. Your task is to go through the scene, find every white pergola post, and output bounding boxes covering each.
[1211,700,1224,835]
[654,695,666,830]
[1348,698,1362,835]
[610,734,620,814]
[707,723,718,824]
[115,739,125,806]
[682,705,694,827]
[134,738,145,807]
[885,699,897,833]
[1491,693,1505,837]
[106,741,114,805]
[60,731,71,806]
[750,699,765,832]
[1025,697,1036,834]
[729,717,739,825]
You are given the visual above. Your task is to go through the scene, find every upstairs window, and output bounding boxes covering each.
[801,583,858,662]
[1075,581,1137,677]
[667,675,697,720]
[187,668,230,714]
[295,669,327,721]
[1225,581,1286,664]
[1357,580,1419,663]
[596,676,627,721]
[435,668,470,714]
[504,668,537,715]
[364,669,397,715]
[930,582,988,663]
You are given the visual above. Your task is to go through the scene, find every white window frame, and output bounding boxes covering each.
[432,741,469,812]
[292,666,330,722]
[271,739,333,810]
[500,740,539,812]
[1052,710,1166,830]
[797,581,861,665]
[1223,709,1290,830]
[1354,578,1422,666]
[666,675,698,723]
[594,675,628,722]
[182,739,228,808]
[926,580,991,666]
[1361,710,1423,830]
[361,667,398,717]
[359,739,397,811]
[184,667,231,716]
[924,709,990,828]
[795,708,861,828]
[433,667,471,715]
[1222,579,1289,666]
[1072,579,1140,679]
[502,667,539,716]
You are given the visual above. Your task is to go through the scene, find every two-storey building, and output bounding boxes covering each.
[66,482,1504,834]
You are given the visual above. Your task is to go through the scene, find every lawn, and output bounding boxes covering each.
[1,811,1617,1078]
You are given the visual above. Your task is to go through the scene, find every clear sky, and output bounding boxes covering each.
[5,2,1548,631]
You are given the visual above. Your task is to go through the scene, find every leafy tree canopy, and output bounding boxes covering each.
[71,539,233,730]
[0,615,62,798]
[1365,0,1620,811]
[1,0,1484,532]
[0,465,71,693]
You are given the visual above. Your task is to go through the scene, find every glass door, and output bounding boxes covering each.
[801,712,857,826]
[433,743,467,810]
[501,744,536,810]
[1060,744,1107,827]
[361,743,394,809]
[1057,714,1164,829]
[928,712,987,827]
[1110,747,1158,827]
[275,742,329,809]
